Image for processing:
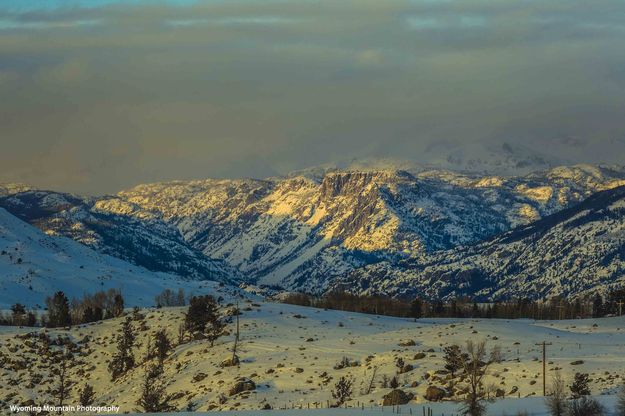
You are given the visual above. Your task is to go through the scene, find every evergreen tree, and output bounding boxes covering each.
[570,373,591,399]
[332,376,353,406]
[78,384,96,406]
[108,316,136,380]
[184,295,211,338]
[82,306,102,324]
[206,309,226,348]
[444,344,466,378]
[46,291,71,328]
[136,362,174,412]
[152,329,172,363]
[184,295,224,345]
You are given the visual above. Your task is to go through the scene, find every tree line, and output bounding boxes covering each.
[0,289,124,328]
[281,288,625,320]
[0,287,193,328]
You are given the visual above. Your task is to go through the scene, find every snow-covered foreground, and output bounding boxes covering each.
[1,299,624,414]
[153,396,619,416]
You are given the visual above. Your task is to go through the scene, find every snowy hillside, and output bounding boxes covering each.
[1,300,624,413]
[0,208,227,308]
[336,185,625,300]
[0,190,236,283]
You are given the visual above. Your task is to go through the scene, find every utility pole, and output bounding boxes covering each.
[617,301,624,316]
[535,341,552,396]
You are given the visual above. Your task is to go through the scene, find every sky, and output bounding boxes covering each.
[0,0,624,194]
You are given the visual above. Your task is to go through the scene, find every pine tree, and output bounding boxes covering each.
[46,291,71,328]
[108,316,135,380]
[332,376,353,406]
[570,373,591,399]
[444,344,466,378]
[184,295,211,338]
[136,362,174,412]
[184,295,224,345]
[82,306,102,324]
[78,384,95,406]
[152,329,172,363]
[206,308,226,348]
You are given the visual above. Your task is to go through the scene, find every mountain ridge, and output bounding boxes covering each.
[3,163,625,300]
[334,184,625,300]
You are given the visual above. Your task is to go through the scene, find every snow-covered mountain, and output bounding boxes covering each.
[115,164,625,292]
[335,184,625,300]
[3,164,625,299]
[0,208,225,308]
[0,189,236,283]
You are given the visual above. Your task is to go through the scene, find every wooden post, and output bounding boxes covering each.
[535,341,552,396]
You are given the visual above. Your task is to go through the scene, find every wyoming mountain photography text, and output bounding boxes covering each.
[1,0,625,415]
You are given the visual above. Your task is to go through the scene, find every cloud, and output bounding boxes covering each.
[0,0,624,193]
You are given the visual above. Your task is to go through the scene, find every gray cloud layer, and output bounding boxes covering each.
[1,0,624,193]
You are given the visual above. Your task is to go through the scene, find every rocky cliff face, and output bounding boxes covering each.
[114,164,625,292]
